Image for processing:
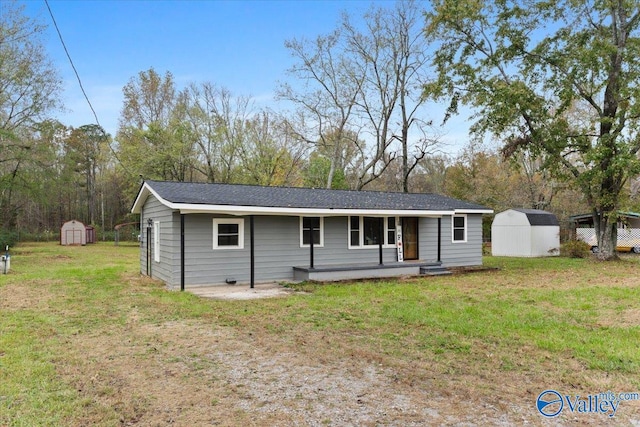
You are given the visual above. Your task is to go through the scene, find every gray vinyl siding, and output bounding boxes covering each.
[321,217,399,264]
[181,215,399,287]
[139,195,178,285]
[416,215,483,267]
[417,217,439,262]
[183,214,243,286]
[140,204,485,287]
[439,214,483,267]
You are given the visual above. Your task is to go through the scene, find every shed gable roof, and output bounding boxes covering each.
[131,180,492,216]
[513,209,559,226]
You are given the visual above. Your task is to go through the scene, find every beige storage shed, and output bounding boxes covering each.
[60,220,87,246]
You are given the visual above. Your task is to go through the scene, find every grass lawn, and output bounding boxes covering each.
[1,242,639,425]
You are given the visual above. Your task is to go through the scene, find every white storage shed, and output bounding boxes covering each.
[60,220,87,246]
[491,209,560,257]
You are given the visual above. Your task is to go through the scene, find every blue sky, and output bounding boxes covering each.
[22,0,471,154]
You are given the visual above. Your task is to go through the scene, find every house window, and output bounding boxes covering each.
[153,221,160,262]
[350,216,360,246]
[349,216,396,248]
[213,218,244,249]
[300,217,324,247]
[452,215,467,243]
[363,217,383,245]
[387,217,396,244]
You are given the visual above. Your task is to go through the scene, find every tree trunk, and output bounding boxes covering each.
[594,211,618,260]
[326,156,336,189]
[402,126,409,193]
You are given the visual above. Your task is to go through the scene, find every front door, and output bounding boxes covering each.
[402,217,419,260]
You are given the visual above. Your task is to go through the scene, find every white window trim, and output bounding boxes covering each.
[300,216,324,248]
[452,214,467,243]
[348,216,397,249]
[153,221,160,262]
[213,218,245,250]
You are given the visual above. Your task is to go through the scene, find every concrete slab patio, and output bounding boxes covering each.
[187,282,296,300]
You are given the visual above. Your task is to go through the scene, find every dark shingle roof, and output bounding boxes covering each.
[514,208,559,226]
[142,180,489,212]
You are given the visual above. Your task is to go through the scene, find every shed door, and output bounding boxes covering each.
[402,217,419,260]
[66,230,82,245]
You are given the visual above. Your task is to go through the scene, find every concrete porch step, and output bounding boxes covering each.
[419,265,451,276]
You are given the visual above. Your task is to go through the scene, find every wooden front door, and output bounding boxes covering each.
[402,217,419,260]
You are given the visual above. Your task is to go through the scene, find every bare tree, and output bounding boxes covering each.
[343,0,437,191]
[278,29,364,189]
[280,0,438,191]
[181,82,251,183]
[238,110,307,186]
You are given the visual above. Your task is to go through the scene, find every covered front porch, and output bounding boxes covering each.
[293,260,450,282]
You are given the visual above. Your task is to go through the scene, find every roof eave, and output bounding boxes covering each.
[178,204,492,216]
[177,204,454,216]
[131,182,165,214]
[455,208,494,215]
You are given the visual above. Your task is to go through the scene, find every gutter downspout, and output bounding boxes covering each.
[309,220,314,269]
[180,214,185,291]
[378,217,384,265]
[146,219,152,277]
[250,215,255,288]
[437,217,442,263]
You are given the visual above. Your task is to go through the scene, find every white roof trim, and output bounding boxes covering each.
[455,208,494,214]
[178,205,452,217]
[131,182,153,214]
[131,181,493,216]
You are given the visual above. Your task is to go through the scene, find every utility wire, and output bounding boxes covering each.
[44,0,101,128]
[44,0,134,177]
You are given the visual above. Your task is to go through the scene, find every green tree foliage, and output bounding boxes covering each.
[117,71,307,195]
[0,2,62,131]
[181,83,248,184]
[17,121,124,236]
[117,68,197,190]
[443,144,590,238]
[237,111,306,186]
[425,0,640,259]
[303,152,348,190]
[0,2,62,231]
[64,125,111,225]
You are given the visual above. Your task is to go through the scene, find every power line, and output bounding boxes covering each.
[44,0,101,128]
[43,0,134,177]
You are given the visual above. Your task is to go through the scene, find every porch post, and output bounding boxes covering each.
[437,217,442,262]
[180,214,185,291]
[379,217,384,265]
[250,215,255,289]
[309,221,315,269]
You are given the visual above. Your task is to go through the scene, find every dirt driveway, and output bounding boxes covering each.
[60,317,538,426]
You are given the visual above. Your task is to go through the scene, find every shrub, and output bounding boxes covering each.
[560,239,591,258]
[0,229,19,248]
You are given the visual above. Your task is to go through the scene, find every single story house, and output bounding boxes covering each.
[491,209,560,257]
[131,180,493,289]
